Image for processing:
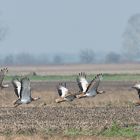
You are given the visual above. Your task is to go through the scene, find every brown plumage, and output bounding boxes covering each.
[56,83,76,103]
[76,73,105,99]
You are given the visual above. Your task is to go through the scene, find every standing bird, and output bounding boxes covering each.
[76,72,105,98]
[0,67,9,88]
[55,83,76,103]
[12,76,40,107]
[132,82,140,106]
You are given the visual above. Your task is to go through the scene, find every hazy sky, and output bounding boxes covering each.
[0,0,140,56]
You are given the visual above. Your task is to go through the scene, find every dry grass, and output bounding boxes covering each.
[0,80,139,140]
[0,81,138,107]
[0,89,137,108]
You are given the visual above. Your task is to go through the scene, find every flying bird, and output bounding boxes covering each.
[12,76,40,107]
[76,72,88,93]
[55,82,76,103]
[0,67,9,88]
[132,82,140,106]
[76,72,105,98]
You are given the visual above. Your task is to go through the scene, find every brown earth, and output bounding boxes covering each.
[1,64,140,139]
[0,80,140,136]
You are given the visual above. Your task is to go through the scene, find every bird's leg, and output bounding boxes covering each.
[97,90,105,94]
[32,97,40,101]
[76,93,86,99]
[13,103,21,108]
[135,100,140,106]
[55,98,66,103]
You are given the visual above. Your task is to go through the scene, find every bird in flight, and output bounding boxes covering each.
[132,82,140,106]
[12,76,40,107]
[0,67,9,89]
[76,72,105,98]
[55,82,76,103]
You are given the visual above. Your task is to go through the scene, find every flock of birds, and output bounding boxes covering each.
[0,67,140,107]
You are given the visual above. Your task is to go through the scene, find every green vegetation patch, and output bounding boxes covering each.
[63,128,95,136]
[101,122,140,139]
[5,73,140,81]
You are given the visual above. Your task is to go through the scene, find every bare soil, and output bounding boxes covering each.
[1,64,140,139]
[0,80,140,136]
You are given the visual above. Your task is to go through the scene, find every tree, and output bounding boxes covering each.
[53,55,63,64]
[122,13,140,61]
[15,53,36,65]
[3,55,14,65]
[0,26,7,41]
[79,48,95,64]
[105,52,121,63]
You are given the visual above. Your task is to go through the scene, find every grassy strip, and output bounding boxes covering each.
[1,123,140,139]
[101,122,140,139]
[63,123,140,139]
[4,73,140,81]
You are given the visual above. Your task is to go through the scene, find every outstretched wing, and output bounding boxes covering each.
[12,77,21,98]
[57,83,69,98]
[20,77,31,101]
[0,68,8,87]
[132,83,140,90]
[64,94,76,101]
[86,73,103,93]
[76,72,88,93]
[132,83,140,98]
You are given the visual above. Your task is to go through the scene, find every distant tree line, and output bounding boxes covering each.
[1,12,140,65]
[0,50,126,66]
[122,13,140,61]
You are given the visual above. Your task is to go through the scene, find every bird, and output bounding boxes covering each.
[76,72,88,93]
[55,82,76,103]
[132,82,140,106]
[12,76,40,107]
[0,67,9,89]
[76,72,105,98]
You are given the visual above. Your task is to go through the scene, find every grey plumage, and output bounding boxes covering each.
[76,73,105,98]
[56,82,76,103]
[12,76,40,106]
[0,67,8,88]
[12,77,21,98]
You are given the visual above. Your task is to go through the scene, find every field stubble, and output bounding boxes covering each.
[1,64,140,139]
[0,81,140,135]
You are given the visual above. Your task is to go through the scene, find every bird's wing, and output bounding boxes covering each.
[76,72,88,93]
[0,68,7,86]
[57,83,69,98]
[12,77,21,98]
[86,73,103,93]
[132,83,140,89]
[64,93,76,101]
[20,77,31,101]
[132,83,140,98]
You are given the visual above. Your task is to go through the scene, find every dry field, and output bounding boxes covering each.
[0,81,140,140]
[1,64,140,139]
[7,63,140,75]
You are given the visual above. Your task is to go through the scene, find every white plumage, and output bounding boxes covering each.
[12,76,40,107]
[56,83,76,103]
[76,72,105,98]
